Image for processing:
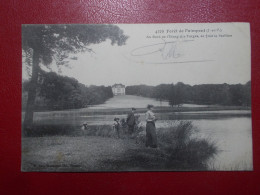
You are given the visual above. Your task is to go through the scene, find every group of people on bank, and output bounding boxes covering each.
[113,104,158,148]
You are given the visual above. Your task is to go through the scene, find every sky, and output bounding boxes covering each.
[23,23,251,86]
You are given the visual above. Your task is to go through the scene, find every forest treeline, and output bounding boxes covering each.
[22,71,251,111]
[22,71,113,111]
[126,82,251,107]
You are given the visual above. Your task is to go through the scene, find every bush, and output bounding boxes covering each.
[165,138,217,170]
[133,121,218,170]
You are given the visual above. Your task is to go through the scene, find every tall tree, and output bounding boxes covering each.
[22,24,128,132]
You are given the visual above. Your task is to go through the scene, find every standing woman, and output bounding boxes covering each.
[145,104,157,148]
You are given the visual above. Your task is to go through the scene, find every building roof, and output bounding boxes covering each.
[112,83,125,88]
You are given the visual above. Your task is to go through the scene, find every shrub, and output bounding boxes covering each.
[134,120,218,170]
[165,138,217,170]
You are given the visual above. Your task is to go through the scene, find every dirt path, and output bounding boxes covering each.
[22,136,140,172]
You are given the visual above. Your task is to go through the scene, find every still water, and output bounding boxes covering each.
[32,110,252,170]
[26,95,252,170]
[193,117,252,170]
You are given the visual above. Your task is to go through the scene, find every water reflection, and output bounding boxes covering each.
[193,118,252,170]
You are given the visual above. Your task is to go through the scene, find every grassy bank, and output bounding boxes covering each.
[23,121,218,171]
[102,121,218,171]
[22,136,139,172]
[23,124,122,138]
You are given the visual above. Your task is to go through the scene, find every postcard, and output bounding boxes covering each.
[22,23,252,171]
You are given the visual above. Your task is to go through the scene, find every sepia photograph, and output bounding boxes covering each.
[22,23,252,171]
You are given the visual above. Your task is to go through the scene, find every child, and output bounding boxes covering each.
[113,117,120,138]
[82,122,88,130]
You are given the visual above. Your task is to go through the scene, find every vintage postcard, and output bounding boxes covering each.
[22,23,252,171]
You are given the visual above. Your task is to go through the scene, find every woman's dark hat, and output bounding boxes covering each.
[132,107,136,110]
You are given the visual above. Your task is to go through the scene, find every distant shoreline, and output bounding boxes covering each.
[22,105,251,117]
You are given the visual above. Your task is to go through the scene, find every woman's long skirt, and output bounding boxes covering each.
[146,122,157,148]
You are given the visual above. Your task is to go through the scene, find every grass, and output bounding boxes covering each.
[22,121,218,171]
[102,121,218,171]
[23,124,128,138]
[22,136,139,172]
[23,124,82,137]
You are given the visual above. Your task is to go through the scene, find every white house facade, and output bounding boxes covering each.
[112,84,125,95]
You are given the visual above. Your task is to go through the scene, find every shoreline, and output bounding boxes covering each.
[22,105,251,115]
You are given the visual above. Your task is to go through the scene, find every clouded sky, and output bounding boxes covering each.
[23,23,251,86]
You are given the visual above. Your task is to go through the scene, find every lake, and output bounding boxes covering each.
[193,117,252,170]
[27,95,253,170]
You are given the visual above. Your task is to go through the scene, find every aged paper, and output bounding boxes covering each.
[22,23,252,171]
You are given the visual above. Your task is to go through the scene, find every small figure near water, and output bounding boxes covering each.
[126,107,136,135]
[145,104,158,148]
[82,123,88,130]
[113,117,121,138]
[120,118,128,129]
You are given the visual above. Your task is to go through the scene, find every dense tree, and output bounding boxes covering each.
[168,82,185,107]
[125,82,251,107]
[22,72,114,111]
[22,24,128,131]
[38,72,81,109]
[242,81,251,106]
[154,84,171,106]
[125,85,155,97]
